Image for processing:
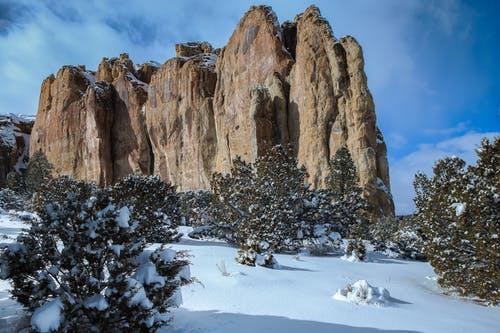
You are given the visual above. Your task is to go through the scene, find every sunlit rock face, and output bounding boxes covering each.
[31,5,394,216]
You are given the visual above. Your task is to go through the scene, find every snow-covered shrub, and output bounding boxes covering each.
[370,215,425,261]
[333,280,390,306]
[344,239,366,261]
[414,137,499,304]
[110,174,182,243]
[236,240,278,268]
[0,188,25,211]
[0,176,190,332]
[208,146,340,260]
[178,190,212,227]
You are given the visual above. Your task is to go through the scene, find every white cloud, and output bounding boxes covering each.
[390,131,499,215]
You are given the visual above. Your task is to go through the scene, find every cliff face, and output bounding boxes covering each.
[30,5,395,216]
[30,66,114,185]
[213,6,293,173]
[146,43,218,189]
[288,6,393,214]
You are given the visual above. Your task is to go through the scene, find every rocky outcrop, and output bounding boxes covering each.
[0,114,34,187]
[30,5,395,216]
[96,54,154,181]
[213,5,294,173]
[288,6,393,215]
[146,43,217,189]
[30,66,114,185]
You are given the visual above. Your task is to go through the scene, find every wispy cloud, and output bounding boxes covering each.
[423,121,469,136]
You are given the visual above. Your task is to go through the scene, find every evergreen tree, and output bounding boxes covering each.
[208,145,340,264]
[326,145,360,201]
[5,171,25,195]
[25,150,53,194]
[110,174,181,243]
[327,146,368,239]
[414,137,499,304]
[0,176,190,331]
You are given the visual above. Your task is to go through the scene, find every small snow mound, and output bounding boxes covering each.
[333,280,391,306]
[340,254,361,263]
[31,298,63,332]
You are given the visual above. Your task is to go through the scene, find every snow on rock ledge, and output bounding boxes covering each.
[333,280,391,306]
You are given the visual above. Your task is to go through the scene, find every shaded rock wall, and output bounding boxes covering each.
[0,114,34,187]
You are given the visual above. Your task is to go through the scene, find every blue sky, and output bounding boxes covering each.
[0,0,498,214]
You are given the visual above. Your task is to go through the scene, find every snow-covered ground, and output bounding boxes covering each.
[0,214,498,333]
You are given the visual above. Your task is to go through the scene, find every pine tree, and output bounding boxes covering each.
[25,150,53,194]
[208,145,341,264]
[414,137,499,304]
[327,146,368,239]
[0,176,190,331]
[326,145,360,201]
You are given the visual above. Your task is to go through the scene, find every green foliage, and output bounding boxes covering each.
[110,174,181,243]
[5,171,25,195]
[25,150,53,194]
[345,239,366,261]
[326,145,360,201]
[327,146,369,239]
[178,190,212,227]
[0,176,189,331]
[208,146,339,259]
[0,188,25,211]
[414,137,499,304]
[370,215,426,260]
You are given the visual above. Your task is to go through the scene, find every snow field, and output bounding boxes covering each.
[0,216,498,333]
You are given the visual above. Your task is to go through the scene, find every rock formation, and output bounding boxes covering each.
[146,43,218,189]
[0,114,34,187]
[29,5,395,216]
[95,54,154,181]
[213,6,293,173]
[288,6,393,214]
[30,66,115,185]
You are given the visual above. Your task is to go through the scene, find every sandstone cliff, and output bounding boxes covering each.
[0,114,34,187]
[146,43,217,189]
[30,5,395,216]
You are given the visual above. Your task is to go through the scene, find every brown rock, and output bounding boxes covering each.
[146,46,218,189]
[29,5,395,216]
[136,61,161,84]
[288,6,394,215]
[95,54,153,181]
[30,66,114,185]
[213,5,294,173]
[176,42,214,57]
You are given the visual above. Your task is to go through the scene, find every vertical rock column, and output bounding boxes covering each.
[288,6,394,215]
[30,66,114,186]
[95,54,156,182]
[213,5,293,173]
[145,43,218,189]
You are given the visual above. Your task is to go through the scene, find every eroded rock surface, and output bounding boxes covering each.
[30,5,394,215]
[30,66,114,185]
[146,43,218,189]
